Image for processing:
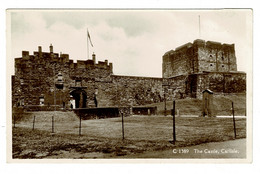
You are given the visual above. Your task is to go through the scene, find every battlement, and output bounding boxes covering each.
[72,59,112,70]
[15,45,113,72]
[19,45,65,61]
[164,39,235,57]
[195,39,235,50]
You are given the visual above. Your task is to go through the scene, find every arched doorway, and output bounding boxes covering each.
[70,88,87,108]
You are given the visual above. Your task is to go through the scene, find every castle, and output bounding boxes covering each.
[12,39,246,110]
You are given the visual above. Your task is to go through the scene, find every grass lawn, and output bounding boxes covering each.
[12,112,246,159]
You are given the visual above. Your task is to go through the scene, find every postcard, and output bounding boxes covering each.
[6,9,253,163]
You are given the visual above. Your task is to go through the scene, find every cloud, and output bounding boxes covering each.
[42,11,95,30]
[11,12,30,34]
[106,12,155,37]
[41,10,157,37]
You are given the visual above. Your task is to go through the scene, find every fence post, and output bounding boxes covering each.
[232,102,237,139]
[79,114,82,136]
[32,115,36,130]
[13,113,16,128]
[164,93,167,116]
[52,115,54,133]
[172,100,176,144]
[121,112,125,140]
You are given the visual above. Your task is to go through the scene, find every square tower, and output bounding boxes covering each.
[162,39,238,78]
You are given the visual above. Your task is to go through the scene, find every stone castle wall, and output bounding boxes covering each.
[12,45,113,108]
[12,40,246,110]
[111,75,164,106]
[195,72,246,98]
[162,71,246,100]
[89,75,164,107]
[12,45,165,108]
[162,42,196,78]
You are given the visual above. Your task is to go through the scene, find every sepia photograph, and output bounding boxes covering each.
[6,9,252,162]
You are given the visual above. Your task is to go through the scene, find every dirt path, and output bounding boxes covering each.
[124,139,246,159]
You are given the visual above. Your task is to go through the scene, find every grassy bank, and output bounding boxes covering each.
[143,93,246,116]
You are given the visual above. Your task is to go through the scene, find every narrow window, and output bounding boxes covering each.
[39,96,44,105]
[221,53,224,61]
[20,99,24,106]
[57,72,63,82]
[20,79,24,85]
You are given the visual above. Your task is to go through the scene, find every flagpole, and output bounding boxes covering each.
[87,29,89,59]
[199,15,201,38]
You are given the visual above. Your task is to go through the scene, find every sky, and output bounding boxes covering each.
[8,9,252,77]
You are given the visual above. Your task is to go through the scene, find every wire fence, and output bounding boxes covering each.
[12,100,246,143]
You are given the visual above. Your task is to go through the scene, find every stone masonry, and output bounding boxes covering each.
[162,39,246,99]
[12,39,246,110]
[162,39,237,78]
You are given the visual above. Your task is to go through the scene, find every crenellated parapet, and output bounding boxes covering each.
[15,45,113,75]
